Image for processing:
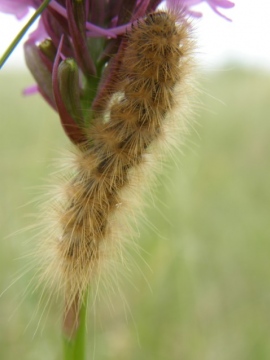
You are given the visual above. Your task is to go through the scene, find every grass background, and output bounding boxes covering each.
[1,67,270,360]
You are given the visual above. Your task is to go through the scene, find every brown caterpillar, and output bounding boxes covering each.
[37,10,195,335]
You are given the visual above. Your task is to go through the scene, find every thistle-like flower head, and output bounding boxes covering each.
[1,0,234,143]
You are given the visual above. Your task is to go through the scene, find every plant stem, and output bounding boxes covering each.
[0,0,52,69]
[63,291,89,360]
[73,295,88,360]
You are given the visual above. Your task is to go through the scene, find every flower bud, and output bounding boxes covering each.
[38,39,57,63]
[57,59,84,127]
[24,40,56,109]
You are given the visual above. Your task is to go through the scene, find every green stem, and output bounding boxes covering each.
[0,0,52,69]
[63,292,89,360]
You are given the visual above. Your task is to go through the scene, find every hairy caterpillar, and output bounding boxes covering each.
[37,10,195,335]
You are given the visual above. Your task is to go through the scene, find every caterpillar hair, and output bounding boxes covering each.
[36,9,195,336]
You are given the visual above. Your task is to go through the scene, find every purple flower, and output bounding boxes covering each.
[205,0,235,20]
[0,0,47,42]
[167,0,235,20]
[0,0,36,19]
[1,0,234,143]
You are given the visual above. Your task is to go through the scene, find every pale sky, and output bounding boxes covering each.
[0,0,270,72]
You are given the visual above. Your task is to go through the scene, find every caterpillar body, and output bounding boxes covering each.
[38,10,194,334]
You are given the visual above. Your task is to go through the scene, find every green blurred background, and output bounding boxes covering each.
[1,68,270,360]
